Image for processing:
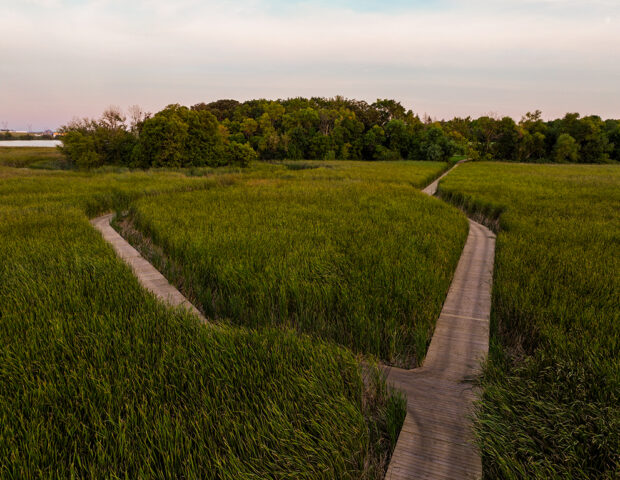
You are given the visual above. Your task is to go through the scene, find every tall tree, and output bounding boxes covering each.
[554,133,580,162]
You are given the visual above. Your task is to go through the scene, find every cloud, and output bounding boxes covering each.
[1,0,619,129]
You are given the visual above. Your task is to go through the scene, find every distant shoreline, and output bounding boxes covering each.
[0,140,62,147]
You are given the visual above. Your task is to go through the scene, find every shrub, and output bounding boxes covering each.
[223,141,257,167]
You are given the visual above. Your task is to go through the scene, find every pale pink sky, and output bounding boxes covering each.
[1,0,619,131]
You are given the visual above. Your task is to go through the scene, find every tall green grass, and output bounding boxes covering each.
[0,146,68,169]
[438,162,620,479]
[127,171,468,367]
[0,165,235,216]
[0,166,407,479]
[268,160,452,187]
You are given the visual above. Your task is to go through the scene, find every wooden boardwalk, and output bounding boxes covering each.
[91,163,494,479]
[91,213,206,322]
[385,163,496,479]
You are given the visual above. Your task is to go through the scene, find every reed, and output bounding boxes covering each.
[439,162,620,479]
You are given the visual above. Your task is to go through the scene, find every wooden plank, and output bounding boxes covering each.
[91,162,494,479]
[90,213,207,323]
[386,162,495,480]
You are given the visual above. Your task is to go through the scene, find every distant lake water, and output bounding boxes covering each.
[0,140,62,147]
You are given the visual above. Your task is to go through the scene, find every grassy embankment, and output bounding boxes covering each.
[0,146,67,169]
[438,162,619,479]
[0,165,424,479]
[123,161,467,367]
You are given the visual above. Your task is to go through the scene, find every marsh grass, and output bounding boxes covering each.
[268,160,452,187]
[0,146,69,169]
[126,173,467,367]
[438,162,620,479]
[0,165,411,479]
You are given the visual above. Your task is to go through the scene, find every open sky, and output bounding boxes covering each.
[1,0,619,130]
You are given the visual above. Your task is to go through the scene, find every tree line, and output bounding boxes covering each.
[58,97,620,168]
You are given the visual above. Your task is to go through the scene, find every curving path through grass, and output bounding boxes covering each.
[385,161,495,479]
[91,213,206,323]
[91,162,494,480]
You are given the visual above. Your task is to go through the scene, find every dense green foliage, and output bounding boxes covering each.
[126,161,467,366]
[446,110,620,163]
[59,105,255,169]
[438,163,620,479]
[0,165,410,479]
[59,100,620,169]
[203,97,458,162]
[0,146,69,169]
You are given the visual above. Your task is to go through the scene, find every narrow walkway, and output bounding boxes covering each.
[91,213,207,322]
[91,162,493,479]
[385,162,496,479]
[422,161,464,196]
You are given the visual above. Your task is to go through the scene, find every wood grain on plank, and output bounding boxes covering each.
[386,161,495,479]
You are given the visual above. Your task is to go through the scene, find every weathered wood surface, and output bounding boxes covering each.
[90,213,206,322]
[385,163,496,480]
[90,162,495,479]
[422,160,468,196]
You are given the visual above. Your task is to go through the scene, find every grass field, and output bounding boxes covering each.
[0,160,459,478]
[125,171,468,367]
[270,160,452,187]
[0,146,68,169]
[438,162,620,479]
[184,159,451,189]
[0,164,431,479]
